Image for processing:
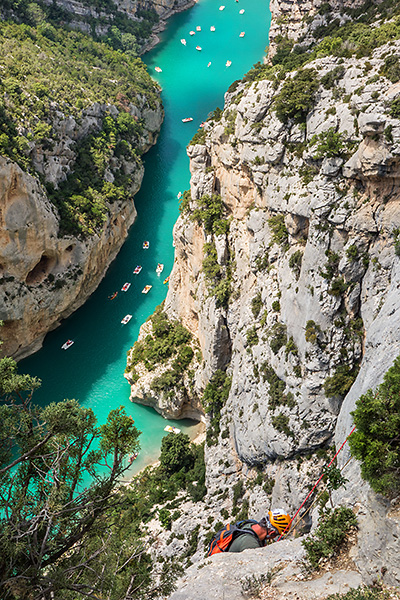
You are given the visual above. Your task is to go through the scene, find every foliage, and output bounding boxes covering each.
[189,127,206,146]
[0,357,145,600]
[271,413,293,437]
[324,363,358,398]
[251,292,263,318]
[348,355,400,497]
[268,214,289,251]
[160,432,195,476]
[202,370,232,446]
[268,322,288,355]
[261,362,295,410]
[202,242,232,309]
[289,250,303,280]
[325,585,395,600]
[320,66,345,89]
[191,193,228,235]
[302,506,357,569]
[127,305,193,375]
[390,97,400,119]
[381,54,400,83]
[274,69,319,123]
[309,127,354,159]
[246,326,259,347]
[305,320,321,343]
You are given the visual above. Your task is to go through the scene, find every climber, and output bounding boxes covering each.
[227,510,292,553]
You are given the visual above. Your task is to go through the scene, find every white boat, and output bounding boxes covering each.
[155,66,162,72]
[177,191,182,199]
[207,61,211,67]
[156,263,164,275]
[210,26,215,31]
[196,26,201,31]
[182,117,193,123]
[142,285,152,294]
[196,46,202,51]
[219,5,225,10]
[189,30,195,35]
[239,8,245,14]
[180,38,187,45]
[61,339,74,350]
[239,31,245,37]
[133,265,142,275]
[226,60,232,67]
[121,282,131,292]
[143,240,149,249]
[164,425,181,434]
[121,314,132,325]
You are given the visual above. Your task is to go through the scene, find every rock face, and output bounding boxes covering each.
[127,14,400,594]
[0,98,163,359]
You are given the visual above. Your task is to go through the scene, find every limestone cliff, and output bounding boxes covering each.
[126,1,400,592]
[0,96,163,360]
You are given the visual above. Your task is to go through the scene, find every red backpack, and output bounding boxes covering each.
[207,520,259,556]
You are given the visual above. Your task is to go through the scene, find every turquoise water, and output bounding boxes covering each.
[20,0,270,475]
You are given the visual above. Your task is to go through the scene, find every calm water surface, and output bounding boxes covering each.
[21,0,271,474]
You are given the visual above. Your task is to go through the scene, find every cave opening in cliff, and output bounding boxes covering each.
[26,254,56,285]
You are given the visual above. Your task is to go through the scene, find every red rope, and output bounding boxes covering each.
[277,424,357,541]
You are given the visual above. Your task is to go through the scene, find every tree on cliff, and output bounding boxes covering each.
[0,357,146,600]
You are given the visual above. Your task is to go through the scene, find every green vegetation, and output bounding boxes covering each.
[309,127,355,160]
[324,363,359,398]
[305,320,321,343]
[246,326,259,347]
[261,362,295,410]
[0,17,160,236]
[251,291,263,318]
[302,506,357,570]
[274,69,319,123]
[192,193,229,235]
[0,357,153,600]
[126,305,195,396]
[268,214,289,251]
[349,355,400,497]
[289,250,303,280]
[271,412,293,437]
[325,586,395,600]
[202,369,232,446]
[202,241,233,308]
[268,322,288,355]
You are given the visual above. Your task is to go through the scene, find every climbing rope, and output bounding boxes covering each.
[277,424,357,542]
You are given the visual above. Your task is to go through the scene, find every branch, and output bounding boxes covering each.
[0,432,53,475]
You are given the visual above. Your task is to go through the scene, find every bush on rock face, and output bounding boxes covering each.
[274,68,319,123]
[349,355,400,497]
[160,432,194,475]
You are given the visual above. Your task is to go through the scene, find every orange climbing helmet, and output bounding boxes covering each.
[268,509,292,535]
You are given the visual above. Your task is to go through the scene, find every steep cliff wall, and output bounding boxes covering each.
[126,2,400,590]
[0,97,163,359]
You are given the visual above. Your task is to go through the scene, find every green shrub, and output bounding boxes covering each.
[324,364,358,398]
[390,97,400,118]
[305,320,321,343]
[348,355,400,497]
[246,326,259,347]
[202,370,231,446]
[268,322,287,354]
[309,127,351,159]
[289,250,303,280]
[251,292,263,318]
[381,54,400,82]
[269,214,289,251]
[160,433,194,476]
[274,69,319,123]
[325,586,394,600]
[191,194,227,235]
[302,506,357,569]
[320,66,345,89]
[271,413,293,437]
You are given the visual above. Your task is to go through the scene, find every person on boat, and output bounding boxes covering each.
[228,510,292,553]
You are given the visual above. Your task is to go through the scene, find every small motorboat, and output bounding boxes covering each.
[164,425,181,434]
[196,46,202,51]
[133,265,142,275]
[121,282,131,292]
[200,122,205,128]
[163,276,170,285]
[177,191,182,199]
[210,26,215,31]
[226,60,232,67]
[143,241,149,249]
[207,61,211,67]
[61,339,74,350]
[239,31,245,37]
[156,263,164,275]
[219,5,225,10]
[239,8,245,14]
[129,452,139,464]
[182,117,193,123]
[155,66,162,72]
[189,30,195,35]
[196,26,201,31]
[180,38,187,45]
[108,291,118,300]
[121,314,132,325]
[142,285,152,294]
